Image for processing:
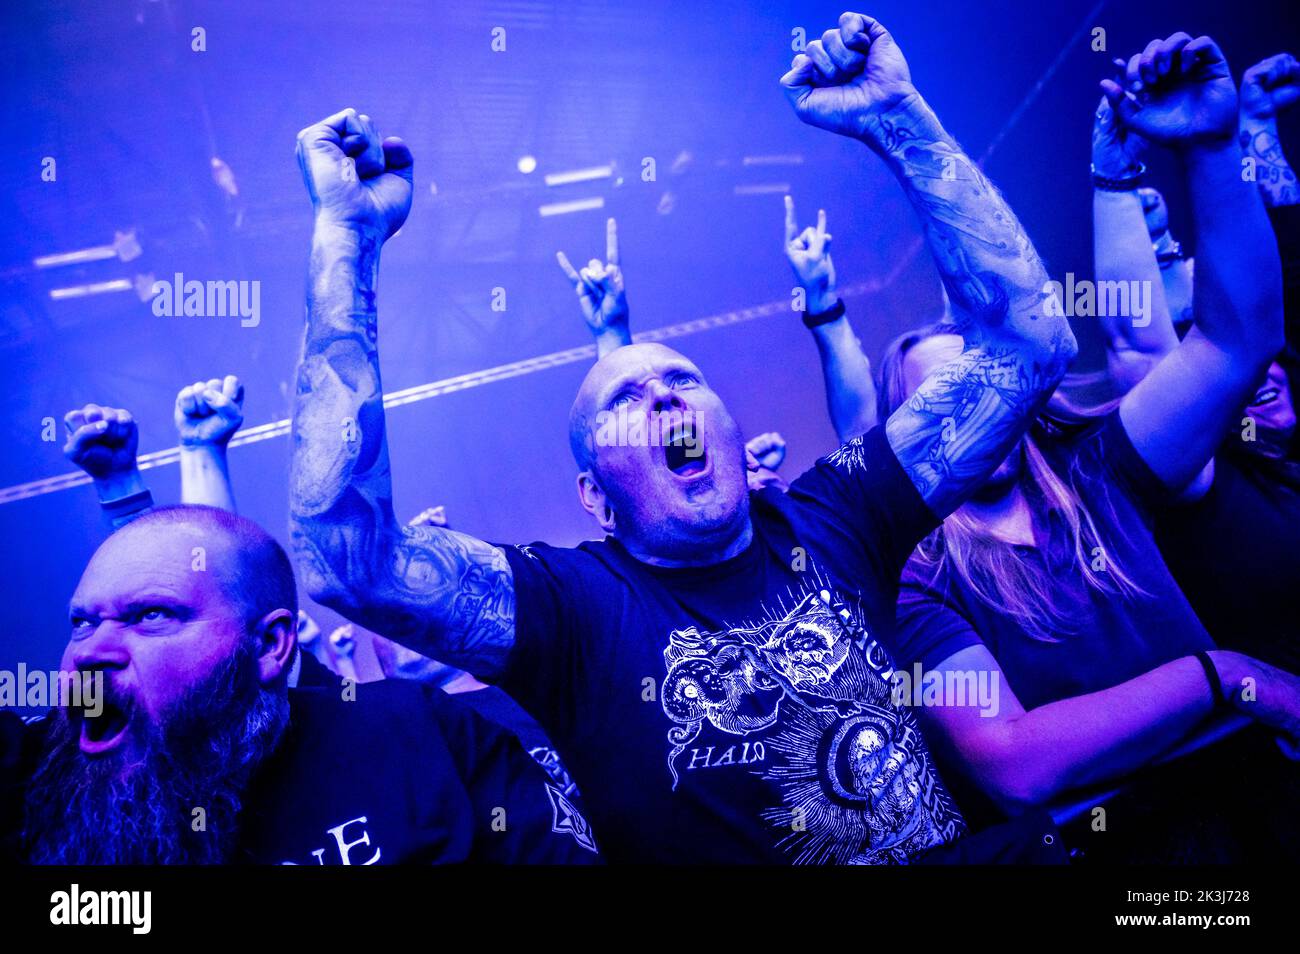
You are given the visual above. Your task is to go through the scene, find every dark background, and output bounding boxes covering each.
[3,0,1297,677]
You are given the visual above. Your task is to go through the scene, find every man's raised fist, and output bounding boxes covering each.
[296,108,414,240]
[175,375,244,448]
[63,404,139,481]
[1102,34,1238,148]
[780,13,916,142]
[1240,53,1300,122]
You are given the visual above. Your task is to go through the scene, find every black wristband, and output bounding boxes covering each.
[1091,161,1146,192]
[802,298,845,329]
[1195,651,1228,709]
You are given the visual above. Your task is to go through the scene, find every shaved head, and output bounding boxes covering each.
[107,504,298,627]
[569,342,700,472]
[565,342,751,565]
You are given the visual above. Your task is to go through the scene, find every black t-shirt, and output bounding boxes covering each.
[1155,450,1300,674]
[298,649,586,805]
[893,413,1214,712]
[238,679,600,863]
[498,426,967,864]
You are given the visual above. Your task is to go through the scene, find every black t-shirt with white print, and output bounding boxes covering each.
[498,426,966,864]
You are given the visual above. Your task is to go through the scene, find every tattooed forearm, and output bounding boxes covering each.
[289,226,516,678]
[1241,124,1298,209]
[869,95,1076,516]
[885,338,1069,513]
[867,95,1061,340]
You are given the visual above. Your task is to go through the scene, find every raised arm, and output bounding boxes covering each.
[1090,90,1178,393]
[784,195,878,442]
[1105,35,1285,490]
[176,375,244,511]
[782,13,1076,517]
[1239,53,1300,209]
[289,108,516,680]
[556,217,631,358]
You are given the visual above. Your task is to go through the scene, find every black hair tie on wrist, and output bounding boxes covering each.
[1196,651,1228,709]
[1091,161,1146,192]
[803,298,845,329]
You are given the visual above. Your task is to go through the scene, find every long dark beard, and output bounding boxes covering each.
[23,641,289,865]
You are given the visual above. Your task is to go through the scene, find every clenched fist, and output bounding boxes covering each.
[64,404,139,482]
[175,375,244,448]
[746,432,787,472]
[296,108,414,240]
[780,13,917,143]
[745,432,789,493]
[1101,34,1238,148]
[1240,53,1300,123]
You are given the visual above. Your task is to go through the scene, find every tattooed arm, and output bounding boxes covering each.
[1239,53,1300,209]
[290,109,516,680]
[782,13,1075,517]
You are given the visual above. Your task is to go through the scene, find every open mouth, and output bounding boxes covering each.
[663,422,709,479]
[1251,387,1279,407]
[79,697,132,755]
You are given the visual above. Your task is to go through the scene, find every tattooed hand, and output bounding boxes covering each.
[780,12,917,145]
[1102,34,1237,149]
[296,108,414,241]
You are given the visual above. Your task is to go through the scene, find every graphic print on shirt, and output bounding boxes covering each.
[544,784,599,854]
[825,434,869,474]
[660,571,965,864]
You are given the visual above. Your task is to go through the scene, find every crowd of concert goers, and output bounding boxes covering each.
[2,14,1299,864]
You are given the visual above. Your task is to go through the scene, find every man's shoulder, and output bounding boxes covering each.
[785,426,920,503]
[287,677,450,744]
[502,535,646,587]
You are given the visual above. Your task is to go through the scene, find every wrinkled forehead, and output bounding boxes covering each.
[73,520,237,610]
[574,343,704,414]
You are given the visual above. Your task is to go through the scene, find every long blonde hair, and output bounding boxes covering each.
[879,325,1146,641]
